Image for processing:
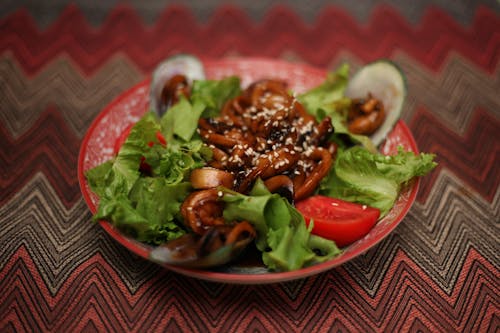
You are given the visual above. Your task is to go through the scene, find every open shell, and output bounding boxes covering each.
[149,54,206,116]
[149,226,254,268]
[345,60,407,146]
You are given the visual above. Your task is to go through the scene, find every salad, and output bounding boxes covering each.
[85,56,436,272]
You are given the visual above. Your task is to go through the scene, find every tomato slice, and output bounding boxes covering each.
[295,195,380,247]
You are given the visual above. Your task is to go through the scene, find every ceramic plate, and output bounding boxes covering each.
[78,57,419,284]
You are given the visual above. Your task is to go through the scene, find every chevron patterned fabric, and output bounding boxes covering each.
[1,2,499,332]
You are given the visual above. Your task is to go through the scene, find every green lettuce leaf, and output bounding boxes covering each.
[160,76,242,143]
[298,64,376,152]
[85,112,210,244]
[160,96,205,143]
[320,146,437,216]
[86,112,160,199]
[127,178,190,243]
[222,180,341,271]
[85,160,114,198]
[191,76,241,116]
[91,179,189,245]
[298,64,350,119]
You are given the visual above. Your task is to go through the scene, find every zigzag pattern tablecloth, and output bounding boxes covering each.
[1,2,499,332]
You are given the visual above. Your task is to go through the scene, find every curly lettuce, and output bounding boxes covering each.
[85,113,204,244]
[320,146,437,216]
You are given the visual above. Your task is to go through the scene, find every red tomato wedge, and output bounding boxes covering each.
[296,195,380,247]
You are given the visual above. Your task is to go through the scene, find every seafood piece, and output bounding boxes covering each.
[149,54,206,116]
[150,189,256,268]
[345,60,406,146]
[190,167,235,190]
[201,79,338,198]
[149,221,256,268]
[264,175,294,203]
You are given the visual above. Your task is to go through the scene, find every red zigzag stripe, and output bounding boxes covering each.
[0,107,81,208]
[410,107,500,203]
[0,245,497,332]
[1,4,498,76]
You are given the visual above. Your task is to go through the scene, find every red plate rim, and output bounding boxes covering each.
[78,57,420,284]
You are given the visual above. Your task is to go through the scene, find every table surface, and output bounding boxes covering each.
[1,1,499,332]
